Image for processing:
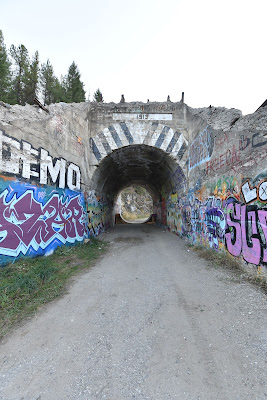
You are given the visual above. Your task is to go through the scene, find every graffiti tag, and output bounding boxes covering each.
[241,180,267,204]
[0,130,81,190]
[225,203,267,265]
[189,127,214,171]
[0,189,87,257]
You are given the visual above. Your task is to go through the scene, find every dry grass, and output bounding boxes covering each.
[192,245,241,270]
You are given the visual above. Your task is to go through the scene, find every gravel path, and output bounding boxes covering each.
[0,224,266,400]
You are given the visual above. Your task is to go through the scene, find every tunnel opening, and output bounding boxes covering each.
[89,144,187,230]
[115,185,154,224]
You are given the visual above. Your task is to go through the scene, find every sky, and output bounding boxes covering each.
[1,0,266,115]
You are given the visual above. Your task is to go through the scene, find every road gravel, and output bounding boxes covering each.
[0,224,266,400]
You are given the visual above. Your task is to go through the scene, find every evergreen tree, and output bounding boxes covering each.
[64,62,85,103]
[93,88,104,103]
[24,51,39,104]
[57,75,67,102]
[10,44,29,105]
[5,35,87,105]
[41,59,54,105]
[40,59,65,104]
[0,30,12,103]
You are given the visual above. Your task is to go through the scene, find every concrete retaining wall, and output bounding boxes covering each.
[0,104,90,264]
[166,106,267,275]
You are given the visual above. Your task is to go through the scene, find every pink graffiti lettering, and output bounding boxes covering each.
[241,206,261,265]
[0,189,87,257]
[225,203,241,257]
[258,210,267,263]
[225,203,267,265]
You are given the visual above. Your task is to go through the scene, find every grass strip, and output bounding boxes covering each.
[0,238,108,341]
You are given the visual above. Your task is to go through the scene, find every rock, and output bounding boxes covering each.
[188,106,242,131]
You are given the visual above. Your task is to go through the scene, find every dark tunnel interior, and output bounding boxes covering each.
[91,144,186,206]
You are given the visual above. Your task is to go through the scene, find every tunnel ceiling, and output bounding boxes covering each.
[92,144,185,201]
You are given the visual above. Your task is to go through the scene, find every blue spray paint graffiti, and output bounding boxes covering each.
[0,179,88,265]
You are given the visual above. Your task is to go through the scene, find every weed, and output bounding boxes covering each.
[13,274,38,294]
[34,264,58,283]
[0,266,13,278]
[192,245,241,270]
[0,238,108,341]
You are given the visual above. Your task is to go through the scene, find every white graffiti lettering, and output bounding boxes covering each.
[0,130,81,190]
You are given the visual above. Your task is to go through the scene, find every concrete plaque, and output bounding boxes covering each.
[113,113,173,121]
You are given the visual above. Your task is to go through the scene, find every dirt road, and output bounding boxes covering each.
[0,224,266,400]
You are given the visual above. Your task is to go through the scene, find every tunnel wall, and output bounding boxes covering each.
[87,190,112,237]
[166,106,267,274]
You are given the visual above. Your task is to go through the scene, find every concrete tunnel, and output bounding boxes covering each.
[90,143,187,224]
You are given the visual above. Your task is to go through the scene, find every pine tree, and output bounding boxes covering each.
[10,44,30,105]
[41,59,54,105]
[0,30,12,103]
[93,88,104,103]
[54,76,67,103]
[40,59,64,105]
[24,51,39,104]
[64,62,85,103]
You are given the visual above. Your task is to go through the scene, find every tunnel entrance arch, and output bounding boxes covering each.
[86,118,189,235]
[89,142,188,227]
[89,121,188,166]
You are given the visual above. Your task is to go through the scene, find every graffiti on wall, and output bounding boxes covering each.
[0,130,81,190]
[87,191,110,236]
[225,201,267,265]
[206,144,240,176]
[214,131,229,151]
[0,179,88,264]
[241,180,267,204]
[189,127,214,171]
[69,131,85,157]
[207,176,241,201]
[206,130,267,176]
[170,166,186,194]
[239,131,267,151]
[167,176,267,267]
[225,177,267,265]
[53,115,64,143]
